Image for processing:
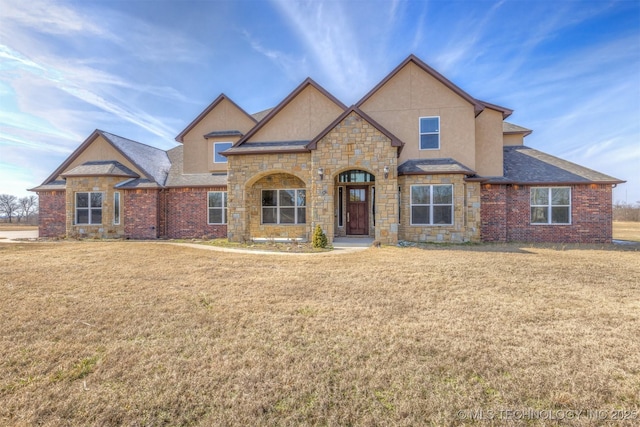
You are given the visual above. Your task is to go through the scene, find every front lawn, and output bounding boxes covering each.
[1,242,638,425]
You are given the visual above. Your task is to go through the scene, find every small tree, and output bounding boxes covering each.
[19,195,38,224]
[0,194,19,223]
[312,224,328,249]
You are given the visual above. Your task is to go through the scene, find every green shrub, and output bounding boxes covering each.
[312,225,328,248]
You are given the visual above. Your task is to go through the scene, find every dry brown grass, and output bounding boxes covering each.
[1,241,639,426]
[0,224,37,232]
[614,221,640,242]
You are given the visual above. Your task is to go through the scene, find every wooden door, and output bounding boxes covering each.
[347,186,368,235]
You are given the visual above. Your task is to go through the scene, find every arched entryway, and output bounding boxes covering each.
[245,172,308,241]
[334,169,375,237]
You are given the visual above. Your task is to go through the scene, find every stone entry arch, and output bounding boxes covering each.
[246,172,309,241]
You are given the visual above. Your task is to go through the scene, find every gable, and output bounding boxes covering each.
[54,134,146,182]
[357,56,479,171]
[177,95,257,173]
[176,95,257,144]
[357,56,483,113]
[307,107,402,150]
[241,79,346,144]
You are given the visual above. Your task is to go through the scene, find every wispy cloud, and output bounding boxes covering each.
[0,0,112,37]
[242,29,309,81]
[270,0,370,102]
[0,45,178,141]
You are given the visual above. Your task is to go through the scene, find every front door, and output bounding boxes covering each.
[347,186,368,235]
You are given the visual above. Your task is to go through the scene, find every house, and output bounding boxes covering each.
[31,55,624,244]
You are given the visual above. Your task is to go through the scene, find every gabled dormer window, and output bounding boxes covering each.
[419,117,440,150]
[213,142,233,163]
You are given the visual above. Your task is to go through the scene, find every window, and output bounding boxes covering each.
[410,184,453,225]
[531,187,571,224]
[338,187,344,227]
[114,192,120,225]
[338,170,375,183]
[262,189,306,224]
[419,116,440,150]
[213,142,232,163]
[208,191,227,224]
[76,192,103,225]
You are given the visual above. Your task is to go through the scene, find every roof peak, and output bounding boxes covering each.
[235,77,348,147]
[356,54,486,115]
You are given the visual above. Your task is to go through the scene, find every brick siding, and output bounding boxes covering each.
[124,189,160,239]
[482,184,613,243]
[38,191,66,237]
[164,187,228,239]
[480,185,507,242]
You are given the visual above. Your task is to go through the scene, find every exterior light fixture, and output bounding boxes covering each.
[318,167,324,180]
[383,165,389,179]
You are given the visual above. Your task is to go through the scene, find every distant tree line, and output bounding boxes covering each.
[0,194,39,224]
[613,201,640,222]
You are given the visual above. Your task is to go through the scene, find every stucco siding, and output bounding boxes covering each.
[248,85,344,143]
[475,108,504,176]
[57,135,144,180]
[182,98,256,174]
[359,62,477,170]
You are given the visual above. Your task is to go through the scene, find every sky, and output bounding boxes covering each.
[1,0,639,203]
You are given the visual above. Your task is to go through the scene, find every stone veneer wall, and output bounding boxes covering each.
[398,174,481,243]
[482,184,613,243]
[311,111,399,244]
[37,191,66,238]
[123,189,160,239]
[247,174,308,240]
[163,187,227,239]
[227,153,312,242]
[65,176,126,238]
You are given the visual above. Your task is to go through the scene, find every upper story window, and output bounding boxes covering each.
[76,192,103,225]
[213,142,233,163]
[531,187,571,224]
[419,116,440,150]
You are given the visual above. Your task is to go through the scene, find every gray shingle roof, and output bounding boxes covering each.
[29,180,66,192]
[61,161,139,178]
[503,122,532,135]
[251,108,273,122]
[398,158,475,175]
[204,130,243,138]
[487,146,624,184]
[164,146,228,187]
[223,141,310,155]
[101,131,171,186]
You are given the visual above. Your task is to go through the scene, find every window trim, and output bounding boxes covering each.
[410,184,454,226]
[213,142,233,164]
[419,116,440,150]
[261,189,306,225]
[113,192,120,225]
[207,191,227,225]
[530,187,571,225]
[75,191,103,225]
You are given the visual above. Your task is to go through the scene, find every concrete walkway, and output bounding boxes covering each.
[0,229,39,242]
[161,241,371,256]
[0,229,372,254]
